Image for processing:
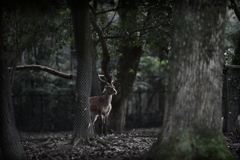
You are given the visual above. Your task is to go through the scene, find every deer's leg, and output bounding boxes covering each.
[91,115,98,130]
[104,114,110,135]
[100,114,105,135]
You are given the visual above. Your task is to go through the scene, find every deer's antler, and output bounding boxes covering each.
[110,72,116,85]
[97,71,109,85]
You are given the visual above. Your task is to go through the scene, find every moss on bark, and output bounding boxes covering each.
[146,128,234,160]
[146,1,231,160]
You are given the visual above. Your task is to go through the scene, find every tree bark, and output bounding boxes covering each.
[109,46,142,132]
[90,42,101,97]
[89,10,101,97]
[108,0,143,133]
[90,19,111,82]
[147,1,234,159]
[68,0,94,145]
[0,6,27,160]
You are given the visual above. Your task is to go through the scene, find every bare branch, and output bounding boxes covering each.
[89,3,96,15]
[230,0,240,21]
[102,10,117,31]
[9,65,73,79]
[102,25,172,40]
[103,35,122,39]
[89,2,118,16]
[96,7,118,15]
[91,19,111,82]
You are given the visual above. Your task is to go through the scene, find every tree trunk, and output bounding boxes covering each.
[0,6,27,160]
[90,18,112,82]
[147,1,234,159]
[107,0,143,133]
[68,0,94,145]
[90,24,101,97]
[91,53,101,97]
[109,46,142,132]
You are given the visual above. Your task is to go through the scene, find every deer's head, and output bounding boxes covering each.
[98,72,117,96]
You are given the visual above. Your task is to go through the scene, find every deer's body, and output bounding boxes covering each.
[90,72,117,135]
[90,94,112,125]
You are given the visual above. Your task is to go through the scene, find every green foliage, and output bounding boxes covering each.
[91,1,173,94]
[3,0,173,96]
[225,10,240,65]
[3,7,73,95]
[231,31,240,64]
[93,0,173,61]
[129,68,135,74]
[134,43,168,91]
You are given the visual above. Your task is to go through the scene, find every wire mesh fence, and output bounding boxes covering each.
[222,66,240,132]
[10,65,240,134]
[72,55,94,140]
[12,90,165,132]
[126,90,165,129]
[13,94,74,131]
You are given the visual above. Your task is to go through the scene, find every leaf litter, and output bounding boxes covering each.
[20,128,240,160]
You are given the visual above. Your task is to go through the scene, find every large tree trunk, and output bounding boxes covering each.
[147,1,234,159]
[0,6,27,160]
[68,0,94,145]
[110,46,142,132]
[90,22,101,97]
[107,0,143,133]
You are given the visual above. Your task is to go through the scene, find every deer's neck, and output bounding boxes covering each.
[103,94,112,105]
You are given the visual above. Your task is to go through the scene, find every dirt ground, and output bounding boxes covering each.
[225,130,240,160]
[20,128,240,160]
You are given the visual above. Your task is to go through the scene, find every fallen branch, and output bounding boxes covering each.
[9,65,73,79]
[25,140,52,149]
[25,139,72,149]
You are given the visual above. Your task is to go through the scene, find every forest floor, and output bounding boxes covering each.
[20,128,240,160]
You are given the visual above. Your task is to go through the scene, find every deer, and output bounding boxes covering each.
[90,72,117,135]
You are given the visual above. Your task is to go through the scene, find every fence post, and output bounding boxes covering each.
[222,67,229,132]
[138,90,142,125]
[40,95,43,131]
